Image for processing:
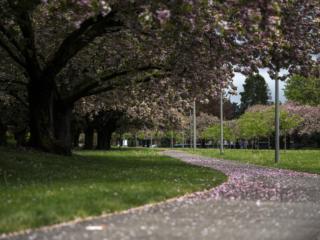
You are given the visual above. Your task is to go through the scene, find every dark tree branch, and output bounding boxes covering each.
[0,24,24,54]
[62,65,165,104]
[0,35,26,68]
[98,66,163,85]
[16,11,42,76]
[6,0,41,14]
[0,78,28,108]
[86,69,170,96]
[43,11,124,81]
[5,0,42,75]
[62,80,100,105]
[6,91,28,108]
[85,85,115,98]
[0,73,27,86]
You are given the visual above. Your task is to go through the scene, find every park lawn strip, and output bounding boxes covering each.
[183,149,320,174]
[0,148,226,234]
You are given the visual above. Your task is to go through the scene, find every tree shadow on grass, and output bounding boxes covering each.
[0,147,226,235]
[0,148,214,187]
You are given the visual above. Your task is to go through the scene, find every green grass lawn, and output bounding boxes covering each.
[183,148,320,174]
[0,147,226,234]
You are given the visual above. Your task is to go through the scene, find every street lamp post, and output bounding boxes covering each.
[135,133,138,147]
[182,131,185,148]
[193,100,197,150]
[220,89,224,155]
[189,110,193,148]
[275,75,280,163]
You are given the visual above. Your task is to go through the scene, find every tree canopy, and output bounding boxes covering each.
[285,75,320,106]
[0,0,319,154]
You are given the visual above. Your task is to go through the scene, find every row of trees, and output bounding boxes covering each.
[0,1,319,154]
[67,72,320,150]
[119,102,319,150]
[61,72,320,150]
[201,103,320,149]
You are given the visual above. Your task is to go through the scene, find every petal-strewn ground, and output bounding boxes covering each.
[2,150,320,240]
[168,151,320,202]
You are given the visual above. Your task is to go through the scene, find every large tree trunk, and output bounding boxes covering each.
[135,134,138,147]
[105,131,113,150]
[170,131,174,148]
[84,127,94,149]
[0,124,7,146]
[28,82,55,151]
[73,131,81,148]
[96,128,114,150]
[119,134,123,147]
[27,81,72,155]
[201,139,206,148]
[96,129,108,150]
[95,112,121,150]
[53,103,73,155]
[14,128,27,147]
[284,133,287,152]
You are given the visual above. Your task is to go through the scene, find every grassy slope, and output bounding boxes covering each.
[183,149,320,174]
[0,148,226,234]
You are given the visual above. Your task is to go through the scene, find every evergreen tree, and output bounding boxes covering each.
[240,74,270,113]
[197,97,240,120]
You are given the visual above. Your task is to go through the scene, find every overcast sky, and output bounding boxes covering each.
[229,68,287,104]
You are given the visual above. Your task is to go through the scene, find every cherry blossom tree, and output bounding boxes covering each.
[197,113,219,147]
[1,0,318,154]
[242,104,306,149]
[284,102,320,137]
[0,0,174,153]
[74,74,191,150]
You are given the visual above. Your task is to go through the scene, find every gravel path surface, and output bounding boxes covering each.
[2,150,320,240]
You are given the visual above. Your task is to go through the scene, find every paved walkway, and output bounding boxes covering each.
[2,150,320,240]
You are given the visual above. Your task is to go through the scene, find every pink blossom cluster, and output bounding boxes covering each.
[284,102,320,135]
[156,9,171,24]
